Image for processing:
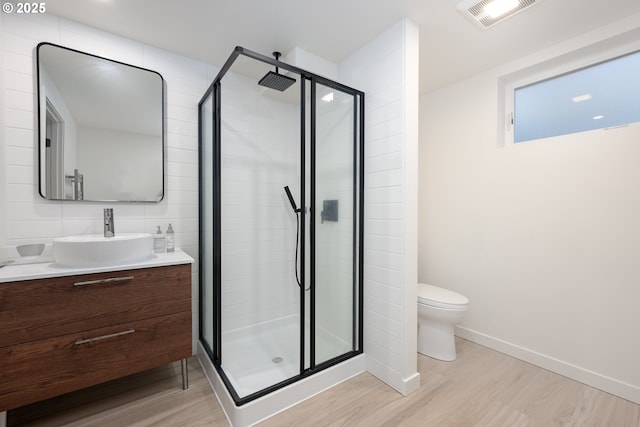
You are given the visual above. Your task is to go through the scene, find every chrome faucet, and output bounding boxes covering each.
[104,208,115,237]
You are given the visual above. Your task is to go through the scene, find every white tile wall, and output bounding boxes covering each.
[219,69,300,332]
[339,20,420,395]
[1,13,216,352]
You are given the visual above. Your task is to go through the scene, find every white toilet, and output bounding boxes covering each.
[417,283,469,361]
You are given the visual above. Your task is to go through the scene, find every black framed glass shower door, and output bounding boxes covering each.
[199,47,364,406]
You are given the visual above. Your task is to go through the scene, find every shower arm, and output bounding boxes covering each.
[273,51,281,74]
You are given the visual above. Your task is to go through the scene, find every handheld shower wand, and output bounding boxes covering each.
[284,185,300,213]
[283,186,308,291]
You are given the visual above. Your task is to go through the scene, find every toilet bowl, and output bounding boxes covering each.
[417,283,469,361]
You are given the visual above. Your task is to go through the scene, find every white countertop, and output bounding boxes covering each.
[0,249,194,283]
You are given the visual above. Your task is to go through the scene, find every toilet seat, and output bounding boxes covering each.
[418,283,469,309]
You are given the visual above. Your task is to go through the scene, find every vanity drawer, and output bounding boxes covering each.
[0,263,191,347]
[0,310,191,411]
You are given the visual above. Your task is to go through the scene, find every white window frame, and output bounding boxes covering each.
[501,36,640,148]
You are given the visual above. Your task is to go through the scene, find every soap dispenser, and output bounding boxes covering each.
[166,223,175,252]
[153,225,165,253]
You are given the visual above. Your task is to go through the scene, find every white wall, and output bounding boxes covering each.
[340,19,420,395]
[284,47,338,81]
[1,13,215,352]
[420,16,640,404]
[219,69,300,332]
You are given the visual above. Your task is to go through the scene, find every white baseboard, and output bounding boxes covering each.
[402,372,422,396]
[456,326,640,404]
[366,355,421,396]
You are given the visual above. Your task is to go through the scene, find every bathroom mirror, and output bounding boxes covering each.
[37,42,164,202]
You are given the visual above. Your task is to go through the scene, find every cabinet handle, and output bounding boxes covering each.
[75,328,136,345]
[73,275,134,287]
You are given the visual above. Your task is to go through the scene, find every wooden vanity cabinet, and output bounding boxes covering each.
[0,263,192,411]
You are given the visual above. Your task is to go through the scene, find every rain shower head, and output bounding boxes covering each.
[259,71,296,91]
[259,52,296,92]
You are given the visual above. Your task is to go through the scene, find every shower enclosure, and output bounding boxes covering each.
[198,47,364,406]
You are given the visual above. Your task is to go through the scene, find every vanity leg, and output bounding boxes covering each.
[181,358,189,390]
[0,410,7,427]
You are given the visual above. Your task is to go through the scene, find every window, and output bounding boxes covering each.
[507,50,640,144]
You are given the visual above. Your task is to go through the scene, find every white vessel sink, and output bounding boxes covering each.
[53,233,154,267]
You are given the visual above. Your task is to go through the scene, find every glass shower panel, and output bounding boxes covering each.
[219,58,302,398]
[314,83,356,364]
[200,91,215,354]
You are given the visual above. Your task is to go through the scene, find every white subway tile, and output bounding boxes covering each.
[163,74,211,98]
[364,249,402,271]
[166,147,198,164]
[364,331,403,372]
[367,99,402,127]
[366,133,402,157]
[6,146,34,166]
[8,219,63,240]
[368,294,402,323]
[366,234,402,254]
[366,152,403,173]
[166,132,198,151]
[364,264,402,289]
[5,125,35,149]
[165,189,198,205]
[365,186,402,204]
[366,309,402,340]
[4,89,34,112]
[61,219,101,236]
[167,104,197,124]
[366,278,402,304]
[6,164,33,184]
[367,116,402,142]
[3,70,33,94]
[180,232,198,248]
[111,218,147,234]
[166,161,199,178]
[366,203,402,220]
[366,82,403,112]
[59,24,145,67]
[144,202,196,220]
[5,107,34,130]
[167,119,198,137]
[7,201,61,221]
[3,33,38,55]
[7,183,36,202]
[143,46,209,82]
[366,169,402,188]
[3,13,59,41]
[166,89,202,108]
[365,219,401,237]
[167,175,197,192]
[173,218,198,233]
[4,51,32,74]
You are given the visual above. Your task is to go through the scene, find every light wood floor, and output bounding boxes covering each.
[9,338,640,426]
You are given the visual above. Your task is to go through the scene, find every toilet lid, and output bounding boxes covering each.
[418,283,469,309]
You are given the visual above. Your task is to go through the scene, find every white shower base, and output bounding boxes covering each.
[222,315,301,398]
[221,314,354,398]
[197,314,365,426]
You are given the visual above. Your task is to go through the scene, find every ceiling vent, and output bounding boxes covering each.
[457,0,541,30]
